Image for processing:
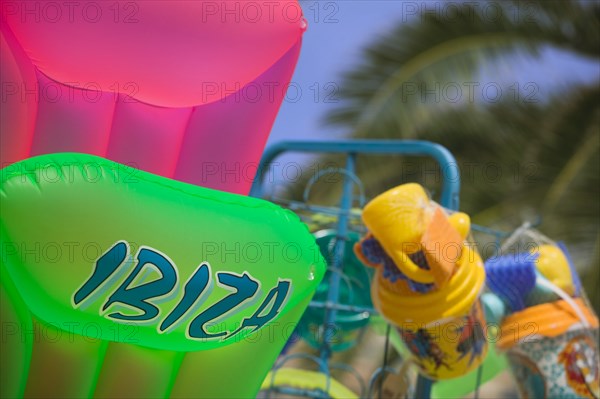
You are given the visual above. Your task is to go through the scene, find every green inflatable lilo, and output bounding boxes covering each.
[1,153,325,398]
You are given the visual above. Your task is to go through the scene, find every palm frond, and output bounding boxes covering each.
[325,1,599,138]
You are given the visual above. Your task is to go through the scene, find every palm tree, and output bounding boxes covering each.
[302,1,599,309]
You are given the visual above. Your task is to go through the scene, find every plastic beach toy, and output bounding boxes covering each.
[371,245,488,379]
[497,299,599,399]
[0,153,326,398]
[261,368,358,399]
[358,183,488,379]
[485,243,577,312]
[533,245,576,296]
[360,183,469,286]
[484,253,538,312]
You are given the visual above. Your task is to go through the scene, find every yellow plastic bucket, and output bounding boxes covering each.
[371,246,488,379]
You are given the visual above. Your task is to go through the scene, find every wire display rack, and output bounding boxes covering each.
[250,140,462,398]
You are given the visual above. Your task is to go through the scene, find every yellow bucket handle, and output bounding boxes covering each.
[390,249,435,284]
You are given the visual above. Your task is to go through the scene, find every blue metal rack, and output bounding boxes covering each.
[251,140,462,398]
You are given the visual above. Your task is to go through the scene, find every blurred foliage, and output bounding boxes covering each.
[289,1,600,311]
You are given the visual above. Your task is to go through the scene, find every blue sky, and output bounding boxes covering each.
[267,1,599,146]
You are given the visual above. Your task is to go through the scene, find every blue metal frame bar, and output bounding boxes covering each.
[318,153,356,368]
[250,140,460,210]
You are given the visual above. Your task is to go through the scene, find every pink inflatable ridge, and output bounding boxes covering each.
[0,16,38,167]
[1,0,305,107]
[0,1,305,195]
